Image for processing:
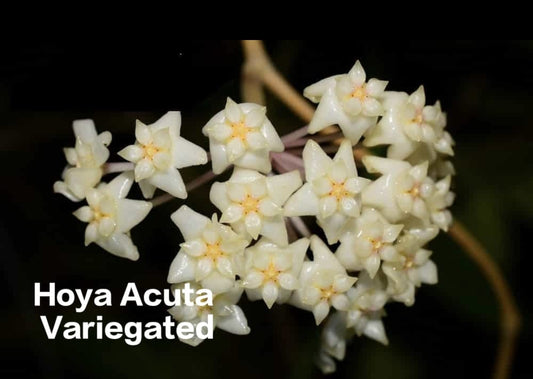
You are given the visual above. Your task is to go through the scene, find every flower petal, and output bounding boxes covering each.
[98,217,116,237]
[149,168,187,199]
[196,257,214,281]
[84,223,98,246]
[73,206,93,222]
[221,204,244,223]
[262,282,279,308]
[135,121,152,145]
[180,239,207,257]
[319,196,338,219]
[243,271,263,289]
[224,98,243,123]
[135,158,155,181]
[153,151,171,171]
[244,212,262,239]
[279,273,299,290]
[313,301,331,325]
[167,252,196,283]
[348,60,366,86]
[244,106,266,128]
[258,198,281,217]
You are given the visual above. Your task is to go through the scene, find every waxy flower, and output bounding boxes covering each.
[336,208,403,278]
[304,60,388,144]
[317,312,351,374]
[168,282,250,347]
[406,142,456,181]
[364,86,453,160]
[167,205,249,294]
[291,236,357,325]
[118,112,207,199]
[382,227,439,306]
[72,172,152,261]
[426,175,455,231]
[428,156,455,181]
[316,273,389,374]
[240,237,309,308]
[345,271,389,345]
[210,168,302,246]
[202,98,284,174]
[54,119,111,201]
[362,156,435,224]
[284,139,369,244]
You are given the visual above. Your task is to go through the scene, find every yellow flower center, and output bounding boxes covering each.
[240,194,260,215]
[261,261,281,284]
[143,143,161,160]
[407,183,420,198]
[92,207,109,222]
[205,242,225,262]
[197,304,213,314]
[320,285,337,301]
[329,181,348,200]
[230,120,251,141]
[404,257,414,269]
[368,238,383,252]
[412,110,423,125]
[350,85,367,100]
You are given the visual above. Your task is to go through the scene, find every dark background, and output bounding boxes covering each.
[1,40,532,378]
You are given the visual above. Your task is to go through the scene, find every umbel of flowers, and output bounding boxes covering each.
[54,60,454,373]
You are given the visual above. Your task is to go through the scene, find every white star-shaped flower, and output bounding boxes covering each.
[317,272,390,374]
[118,111,207,199]
[284,139,369,244]
[426,175,455,231]
[202,98,284,174]
[364,86,454,160]
[291,235,357,325]
[304,60,388,144]
[382,227,439,306]
[361,156,436,224]
[240,237,309,308]
[345,271,389,345]
[168,282,250,347]
[54,119,111,201]
[72,172,152,261]
[210,168,302,246]
[336,207,403,278]
[167,205,249,294]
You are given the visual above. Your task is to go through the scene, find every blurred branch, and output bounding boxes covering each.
[241,40,314,121]
[241,41,266,105]
[240,39,521,379]
[150,170,217,207]
[448,221,521,379]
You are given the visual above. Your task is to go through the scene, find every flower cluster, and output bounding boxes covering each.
[302,61,454,372]
[55,112,207,260]
[55,61,455,373]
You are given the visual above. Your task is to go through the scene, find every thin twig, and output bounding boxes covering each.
[283,131,345,149]
[241,40,266,105]
[271,154,299,175]
[150,170,217,207]
[289,216,311,238]
[448,221,521,379]
[150,193,174,207]
[103,162,134,174]
[240,39,521,379]
[285,218,298,242]
[280,125,310,144]
[185,170,217,192]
